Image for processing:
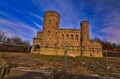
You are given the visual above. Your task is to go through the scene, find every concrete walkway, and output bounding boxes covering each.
[9,68,53,79]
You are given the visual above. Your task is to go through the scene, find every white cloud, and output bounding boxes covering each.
[100,26,120,44]
[29,12,43,21]
[0,18,37,39]
[32,0,81,28]
[34,22,42,30]
[0,11,16,20]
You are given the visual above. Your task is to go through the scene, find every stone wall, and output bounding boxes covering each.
[42,10,60,47]
[31,10,103,57]
[32,47,80,56]
[58,29,81,50]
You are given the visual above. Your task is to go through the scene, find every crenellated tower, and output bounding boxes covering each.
[42,10,60,47]
[31,10,103,57]
[80,21,90,56]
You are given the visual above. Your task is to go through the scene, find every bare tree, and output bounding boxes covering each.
[91,37,120,50]
[0,29,7,44]
[0,29,31,52]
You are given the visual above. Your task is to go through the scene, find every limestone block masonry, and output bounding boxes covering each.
[31,10,103,57]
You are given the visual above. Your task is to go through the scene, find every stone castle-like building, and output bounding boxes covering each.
[31,10,103,57]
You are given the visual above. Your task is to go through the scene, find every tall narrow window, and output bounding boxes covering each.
[47,31,50,35]
[70,46,73,50]
[48,20,51,24]
[75,46,78,50]
[56,22,58,26]
[83,46,85,50]
[66,46,69,50]
[75,35,78,40]
[55,32,57,37]
[71,35,74,40]
[62,34,64,39]
[66,34,69,40]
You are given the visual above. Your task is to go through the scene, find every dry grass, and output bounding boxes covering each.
[1,52,120,78]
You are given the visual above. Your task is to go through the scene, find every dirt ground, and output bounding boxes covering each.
[1,52,120,78]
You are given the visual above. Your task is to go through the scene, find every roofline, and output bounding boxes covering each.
[59,28,80,30]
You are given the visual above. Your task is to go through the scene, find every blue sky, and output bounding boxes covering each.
[0,0,120,44]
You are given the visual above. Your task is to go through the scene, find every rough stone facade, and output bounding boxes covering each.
[31,10,103,57]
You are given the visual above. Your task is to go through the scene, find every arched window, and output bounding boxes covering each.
[55,32,57,37]
[48,20,51,24]
[54,44,57,46]
[34,45,40,51]
[62,34,64,39]
[66,34,69,39]
[71,35,74,40]
[66,46,69,50]
[47,31,50,35]
[70,46,73,50]
[75,35,78,40]
[45,43,49,48]
[82,46,85,50]
[74,46,78,50]
[56,22,58,26]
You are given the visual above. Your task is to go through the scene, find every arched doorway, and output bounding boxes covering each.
[34,45,40,53]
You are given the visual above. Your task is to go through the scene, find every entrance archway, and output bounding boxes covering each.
[34,45,40,52]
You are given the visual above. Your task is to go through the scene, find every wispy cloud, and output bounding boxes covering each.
[86,0,120,44]
[33,22,42,30]
[32,0,81,28]
[100,26,120,44]
[29,12,43,21]
[0,11,18,21]
[0,18,37,40]
[31,0,120,44]
[0,0,120,44]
